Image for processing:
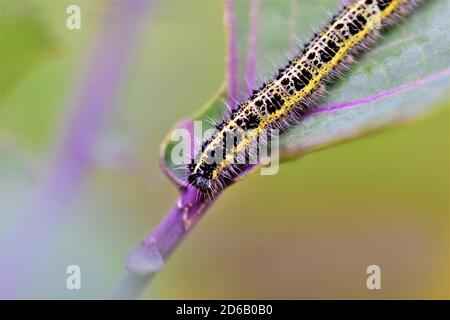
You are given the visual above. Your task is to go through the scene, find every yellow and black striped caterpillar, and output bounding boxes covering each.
[188,0,424,194]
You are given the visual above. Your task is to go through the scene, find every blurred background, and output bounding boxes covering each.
[1,0,448,299]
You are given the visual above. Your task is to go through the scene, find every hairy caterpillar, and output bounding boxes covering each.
[187,0,424,194]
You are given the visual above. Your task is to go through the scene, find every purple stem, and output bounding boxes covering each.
[142,188,214,261]
[1,1,148,298]
[246,0,260,95]
[224,0,238,109]
[311,67,450,115]
[113,187,216,298]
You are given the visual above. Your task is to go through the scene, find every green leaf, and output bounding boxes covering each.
[161,0,450,186]
[0,2,58,100]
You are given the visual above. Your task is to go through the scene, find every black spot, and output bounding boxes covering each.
[347,23,360,35]
[377,0,391,10]
[281,78,290,86]
[335,23,344,29]
[215,122,224,131]
[272,93,284,109]
[365,0,373,4]
[298,74,309,86]
[327,40,339,52]
[352,19,362,30]
[255,99,263,107]
[301,69,313,80]
[265,100,277,114]
[243,113,260,129]
[292,77,305,91]
[307,52,316,60]
[231,107,240,116]
[235,118,243,126]
[356,14,367,25]
[271,98,282,110]
[319,50,332,63]
[325,46,336,59]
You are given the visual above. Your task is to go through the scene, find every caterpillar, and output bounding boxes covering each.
[187,0,425,195]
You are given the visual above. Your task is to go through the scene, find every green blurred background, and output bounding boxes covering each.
[1,0,448,299]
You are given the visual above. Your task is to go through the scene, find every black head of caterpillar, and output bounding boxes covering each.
[187,161,218,192]
[186,128,259,194]
[186,0,424,194]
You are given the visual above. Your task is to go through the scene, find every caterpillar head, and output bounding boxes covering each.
[187,161,218,193]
